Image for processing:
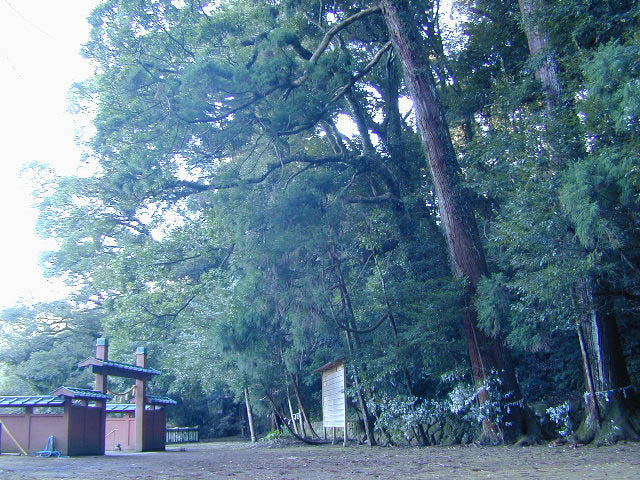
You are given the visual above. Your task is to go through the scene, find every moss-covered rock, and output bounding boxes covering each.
[424,414,478,445]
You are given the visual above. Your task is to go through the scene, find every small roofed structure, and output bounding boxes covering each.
[147,396,178,407]
[105,397,177,413]
[106,403,136,413]
[0,338,175,456]
[78,339,175,452]
[0,388,111,456]
[103,396,177,451]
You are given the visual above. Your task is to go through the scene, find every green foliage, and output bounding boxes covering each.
[582,41,640,135]
[475,274,511,339]
[0,301,99,394]
[260,429,291,441]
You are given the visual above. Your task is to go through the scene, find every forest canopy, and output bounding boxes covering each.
[2,0,639,446]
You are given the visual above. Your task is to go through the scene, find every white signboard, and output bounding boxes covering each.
[321,362,346,429]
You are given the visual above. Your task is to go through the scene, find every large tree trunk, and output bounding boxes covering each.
[574,281,639,444]
[379,0,527,443]
[518,0,561,109]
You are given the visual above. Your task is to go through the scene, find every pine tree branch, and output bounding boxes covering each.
[292,6,382,87]
[172,154,360,193]
[278,41,391,136]
[327,41,392,107]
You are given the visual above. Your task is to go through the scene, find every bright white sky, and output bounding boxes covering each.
[0,0,100,308]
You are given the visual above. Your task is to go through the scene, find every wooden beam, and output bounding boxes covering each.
[0,421,28,456]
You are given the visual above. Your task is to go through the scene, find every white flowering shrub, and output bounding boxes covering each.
[546,401,572,437]
[372,394,448,439]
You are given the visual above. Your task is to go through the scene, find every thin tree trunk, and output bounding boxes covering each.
[329,244,378,446]
[264,392,327,445]
[379,0,526,443]
[374,255,429,445]
[285,383,299,435]
[343,328,377,446]
[244,387,257,443]
[292,373,320,439]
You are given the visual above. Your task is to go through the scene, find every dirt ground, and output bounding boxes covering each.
[0,439,639,480]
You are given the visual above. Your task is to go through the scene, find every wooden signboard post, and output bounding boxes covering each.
[317,360,347,447]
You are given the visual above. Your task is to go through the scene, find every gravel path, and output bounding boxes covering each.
[0,440,639,479]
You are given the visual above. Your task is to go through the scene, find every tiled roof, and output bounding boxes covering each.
[78,357,161,379]
[106,403,136,412]
[0,395,65,407]
[147,395,177,406]
[0,388,112,406]
[100,359,161,375]
[51,386,112,400]
[105,395,177,411]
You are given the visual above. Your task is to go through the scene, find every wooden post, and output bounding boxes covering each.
[95,338,109,394]
[135,347,147,452]
[343,366,348,447]
[95,337,109,454]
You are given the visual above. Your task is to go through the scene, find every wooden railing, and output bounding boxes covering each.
[165,426,199,444]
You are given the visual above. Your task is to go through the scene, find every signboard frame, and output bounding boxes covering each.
[317,360,347,446]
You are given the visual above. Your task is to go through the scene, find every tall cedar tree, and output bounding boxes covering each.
[518,0,639,443]
[378,0,529,443]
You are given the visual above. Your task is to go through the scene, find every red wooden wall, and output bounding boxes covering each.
[0,413,67,455]
[105,409,166,451]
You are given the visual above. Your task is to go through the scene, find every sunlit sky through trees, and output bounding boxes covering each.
[0,0,99,308]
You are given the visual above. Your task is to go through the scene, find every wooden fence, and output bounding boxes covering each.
[165,427,199,444]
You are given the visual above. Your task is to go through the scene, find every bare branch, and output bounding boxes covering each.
[283,164,315,190]
[309,6,382,65]
[286,37,313,60]
[278,41,392,137]
[176,86,280,124]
